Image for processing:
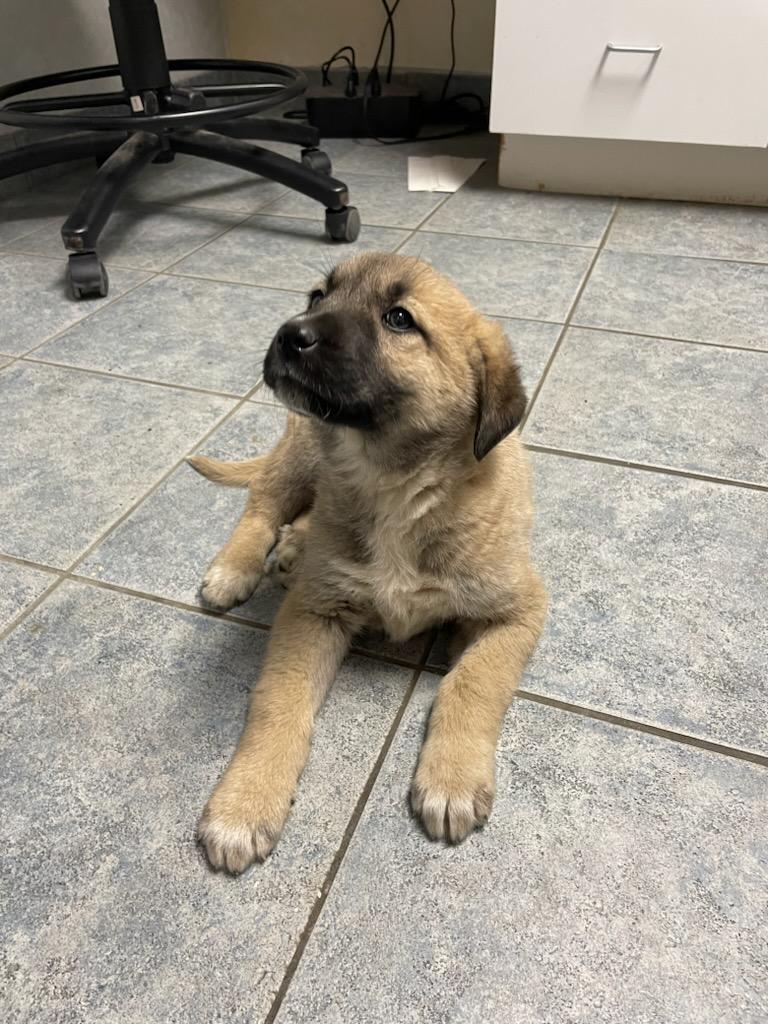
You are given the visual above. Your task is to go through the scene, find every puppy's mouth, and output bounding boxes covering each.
[263,346,376,429]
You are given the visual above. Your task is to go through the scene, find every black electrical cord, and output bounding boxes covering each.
[368,0,402,94]
[439,0,457,103]
[321,46,357,86]
[381,0,396,83]
[288,1,488,142]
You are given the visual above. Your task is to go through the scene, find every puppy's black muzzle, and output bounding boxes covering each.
[275,319,322,355]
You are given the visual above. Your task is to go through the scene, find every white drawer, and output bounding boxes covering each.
[490,0,768,147]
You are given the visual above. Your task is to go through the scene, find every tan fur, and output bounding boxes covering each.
[194,253,547,872]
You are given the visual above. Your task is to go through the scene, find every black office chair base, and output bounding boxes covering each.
[4,123,357,299]
[68,252,110,300]
[0,25,361,299]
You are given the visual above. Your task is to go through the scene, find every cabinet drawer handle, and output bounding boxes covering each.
[606,43,663,54]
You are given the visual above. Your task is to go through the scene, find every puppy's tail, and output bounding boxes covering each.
[186,454,261,488]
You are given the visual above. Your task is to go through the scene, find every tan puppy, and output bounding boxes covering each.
[189,252,547,873]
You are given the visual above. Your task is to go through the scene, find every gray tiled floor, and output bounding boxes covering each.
[574,249,768,350]
[0,560,56,630]
[525,327,768,483]
[424,163,616,245]
[262,170,446,228]
[172,214,409,289]
[11,202,244,271]
[126,152,291,214]
[1,133,766,1023]
[33,275,302,394]
[0,253,150,355]
[399,230,594,320]
[276,680,768,1024]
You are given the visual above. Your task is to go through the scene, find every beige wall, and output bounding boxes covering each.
[0,0,225,84]
[223,0,495,73]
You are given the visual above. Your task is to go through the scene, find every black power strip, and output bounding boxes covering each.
[305,84,421,139]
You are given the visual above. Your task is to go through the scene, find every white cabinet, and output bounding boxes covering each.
[490,0,768,148]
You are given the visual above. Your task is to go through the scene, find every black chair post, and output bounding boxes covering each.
[109,0,171,97]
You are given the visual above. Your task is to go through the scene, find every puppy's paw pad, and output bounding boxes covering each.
[200,562,261,611]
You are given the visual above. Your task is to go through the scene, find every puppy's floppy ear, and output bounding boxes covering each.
[473,320,527,460]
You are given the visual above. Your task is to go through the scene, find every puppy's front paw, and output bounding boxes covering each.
[410,742,495,844]
[197,775,292,873]
[267,523,305,589]
[200,560,262,611]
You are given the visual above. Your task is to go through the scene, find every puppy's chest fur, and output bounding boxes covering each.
[320,452,458,641]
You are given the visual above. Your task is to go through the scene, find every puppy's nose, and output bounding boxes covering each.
[276,320,321,353]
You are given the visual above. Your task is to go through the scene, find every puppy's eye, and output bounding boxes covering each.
[383,307,414,332]
[308,289,325,309]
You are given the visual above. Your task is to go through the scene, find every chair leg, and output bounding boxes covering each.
[0,131,126,180]
[213,117,319,148]
[172,129,353,213]
[61,130,162,299]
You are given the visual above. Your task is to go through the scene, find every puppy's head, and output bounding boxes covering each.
[263,252,526,460]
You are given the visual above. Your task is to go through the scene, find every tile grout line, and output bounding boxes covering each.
[524,444,768,493]
[19,355,254,402]
[563,321,768,356]
[0,552,62,576]
[9,236,768,269]
[67,574,433,671]
[516,690,768,768]
[417,661,768,768]
[263,653,431,1024]
[15,205,260,362]
[519,203,621,432]
[6,542,766,770]
[391,190,459,254]
[0,378,263,645]
[0,557,428,672]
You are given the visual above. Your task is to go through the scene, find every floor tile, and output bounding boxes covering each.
[0,560,56,631]
[495,318,561,397]
[126,152,289,213]
[0,362,233,567]
[197,399,292,460]
[10,203,243,271]
[608,199,768,263]
[80,403,292,622]
[0,254,150,355]
[525,454,768,752]
[573,250,768,350]
[332,132,497,180]
[1,581,412,1024]
[171,215,409,290]
[80,403,430,666]
[525,328,768,484]
[425,164,616,245]
[261,171,446,228]
[0,191,68,248]
[276,684,767,1024]
[399,231,593,320]
[33,275,302,394]
[0,133,27,199]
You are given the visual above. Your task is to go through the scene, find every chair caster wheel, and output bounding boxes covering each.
[325,206,360,243]
[68,252,109,299]
[301,148,332,174]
